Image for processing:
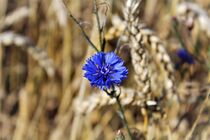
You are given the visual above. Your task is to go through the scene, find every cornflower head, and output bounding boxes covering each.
[176,48,195,64]
[82,52,128,90]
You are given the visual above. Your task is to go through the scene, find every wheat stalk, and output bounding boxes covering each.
[0,32,55,78]
[49,0,68,28]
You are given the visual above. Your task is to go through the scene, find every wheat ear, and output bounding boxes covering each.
[106,4,176,99]
[123,0,152,98]
[0,32,55,78]
[176,2,210,38]
[74,87,147,115]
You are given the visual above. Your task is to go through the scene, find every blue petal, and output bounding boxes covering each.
[83,59,97,71]
[83,65,96,73]
[105,52,119,65]
[82,51,128,90]
[91,52,105,67]
[110,72,124,82]
[176,48,195,64]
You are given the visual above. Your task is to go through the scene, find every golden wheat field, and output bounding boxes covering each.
[0,0,210,140]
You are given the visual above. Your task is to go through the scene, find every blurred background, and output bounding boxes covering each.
[0,0,209,140]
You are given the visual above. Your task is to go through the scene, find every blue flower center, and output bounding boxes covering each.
[99,64,111,76]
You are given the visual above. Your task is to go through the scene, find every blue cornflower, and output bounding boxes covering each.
[82,52,128,90]
[176,48,195,64]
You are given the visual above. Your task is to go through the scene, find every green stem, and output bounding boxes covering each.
[172,19,185,48]
[69,13,99,52]
[104,89,133,139]
[115,96,133,140]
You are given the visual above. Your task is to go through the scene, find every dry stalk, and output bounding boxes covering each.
[0,0,7,28]
[26,91,47,140]
[184,91,210,140]
[12,88,31,140]
[49,0,68,28]
[0,32,55,78]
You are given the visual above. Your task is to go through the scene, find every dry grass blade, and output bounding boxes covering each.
[0,7,29,30]
[50,0,68,27]
[184,92,210,140]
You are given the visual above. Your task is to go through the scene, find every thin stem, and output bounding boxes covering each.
[172,18,185,48]
[207,46,210,70]
[63,1,99,52]
[115,96,133,140]
[93,0,105,52]
[114,27,127,54]
[103,89,133,139]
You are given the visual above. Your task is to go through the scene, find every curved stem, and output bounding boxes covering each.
[115,96,133,140]
[103,89,133,139]
[63,0,99,52]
